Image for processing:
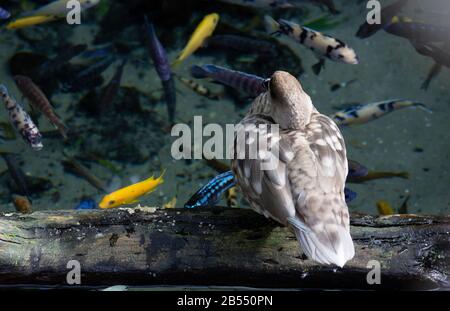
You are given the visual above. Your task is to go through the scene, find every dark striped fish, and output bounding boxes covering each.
[62,56,114,93]
[99,59,127,113]
[144,16,176,123]
[14,75,67,139]
[0,84,43,150]
[38,44,87,80]
[191,64,267,97]
[356,0,408,39]
[384,16,450,44]
[204,35,276,58]
[184,171,235,208]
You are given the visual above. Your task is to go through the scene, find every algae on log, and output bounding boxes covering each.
[0,207,448,290]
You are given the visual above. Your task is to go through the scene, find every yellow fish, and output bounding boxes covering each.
[7,15,58,29]
[99,171,165,209]
[376,200,395,216]
[172,13,219,67]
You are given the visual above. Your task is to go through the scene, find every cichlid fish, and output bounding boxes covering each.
[176,75,223,100]
[191,64,267,97]
[384,16,450,44]
[356,0,408,39]
[75,198,97,210]
[99,59,127,114]
[264,15,358,75]
[62,56,114,92]
[376,200,394,216]
[204,34,277,58]
[0,84,43,150]
[0,6,11,19]
[144,16,176,123]
[62,157,108,193]
[216,0,293,8]
[347,171,409,183]
[184,170,235,208]
[7,15,58,30]
[172,13,220,67]
[331,99,431,126]
[38,44,87,80]
[99,171,165,209]
[347,159,368,178]
[14,75,67,139]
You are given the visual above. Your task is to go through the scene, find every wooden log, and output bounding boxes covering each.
[0,206,449,290]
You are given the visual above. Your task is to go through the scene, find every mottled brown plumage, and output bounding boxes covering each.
[232,71,354,267]
[14,75,67,139]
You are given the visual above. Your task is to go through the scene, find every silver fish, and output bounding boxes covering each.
[232,71,354,267]
[331,99,432,126]
[0,85,43,151]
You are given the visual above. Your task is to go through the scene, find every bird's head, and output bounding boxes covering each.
[268,71,313,129]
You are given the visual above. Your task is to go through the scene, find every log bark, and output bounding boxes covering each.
[0,207,449,290]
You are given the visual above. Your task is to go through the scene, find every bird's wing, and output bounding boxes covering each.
[287,112,353,267]
[231,113,296,225]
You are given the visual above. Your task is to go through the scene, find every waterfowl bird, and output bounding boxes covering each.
[231,71,354,267]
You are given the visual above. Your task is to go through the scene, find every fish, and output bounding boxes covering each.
[143,16,176,123]
[356,0,409,39]
[176,75,223,100]
[62,56,114,92]
[347,171,409,183]
[216,0,293,8]
[384,16,450,44]
[398,195,410,214]
[62,157,108,193]
[347,159,368,178]
[163,197,177,209]
[0,6,11,19]
[330,99,432,126]
[38,44,87,80]
[203,35,276,58]
[264,15,358,75]
[21,0,100,18]
[13,75,67,139]
[80,45,115,61]
[74,198,97,210]
[411,42,450,90]
[191,64,267,97]
[1,153,30,199]
[172,13,220,67]
[184,170,235,208]
[376,200,394,216]
[12,195,32,214]
[0,84,43,150]
[99,59,127,114]
[6,15,59,30]
[226,186,238,208]
[99,171,165,209]
[330,79,356,92]
[344,188,357,203]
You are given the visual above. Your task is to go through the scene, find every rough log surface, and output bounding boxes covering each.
[0,207,449,290]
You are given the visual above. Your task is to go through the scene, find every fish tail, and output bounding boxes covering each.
[397,172,410,179]
[415,102,433,114]
[264,15,280,35]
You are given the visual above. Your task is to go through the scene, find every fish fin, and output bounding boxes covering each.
[344,187,357,203]
[263,15,280,35]
[312,59,325,75]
